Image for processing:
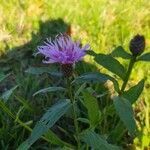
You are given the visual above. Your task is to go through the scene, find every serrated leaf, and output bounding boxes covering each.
[2,85,18,102]
[122,79,145,104]
[111,46,131,59]
[113,96,137,135]
[83,91,100,127]
[94,54,126,80]
[25,67,62,77]
[81,129,121,150]
[33,87,65,96]
[17,99,71,150]
[137,53,150,62]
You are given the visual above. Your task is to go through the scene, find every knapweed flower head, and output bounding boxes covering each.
[129,34,145,56]
[37,34,90,77]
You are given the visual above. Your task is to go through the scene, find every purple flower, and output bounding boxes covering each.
[37,34,90,64]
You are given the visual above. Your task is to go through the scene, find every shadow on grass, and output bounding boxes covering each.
[0,18,71,72]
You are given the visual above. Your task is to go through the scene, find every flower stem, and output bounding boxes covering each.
[67,78,81,149]
[120,56,136,93]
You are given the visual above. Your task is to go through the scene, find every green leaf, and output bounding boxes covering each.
[81,129,121,150]
[108,121,126,143]
[94,54,126,80]
[33,87,65,96]
[83,91,100,127]
[0,73,10,83]
[15,96,33,112]
[111,46,131,59]
[73,72,120,93]
[1,85,18,102]
[45,130,73,148]
[73,72,109,84]
[122,79,145,104]
[137,53,150,62]
[17,99,71,150]
[113,96,137,135]
[75,83,86,98]
[87,50,97,57]
[25,67,62,77]
[0,100,15,119]
[77,118,90,124]
[0,100,73,148]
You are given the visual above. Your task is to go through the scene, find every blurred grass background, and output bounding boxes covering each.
[0,0,150,149]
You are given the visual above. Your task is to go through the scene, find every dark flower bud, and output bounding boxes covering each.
[61,64,73,78]
[129,34,145,56]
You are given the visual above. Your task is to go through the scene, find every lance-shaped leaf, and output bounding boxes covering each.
[82,91,100,127]
[111,46,131,59]
[25,67,62,77]
[137,53,150,62]
[113,96,137,136]
[17,99,71,150]
[87,50,97,57]
[0,100,73,148]
[73,72,109,84]
[73,72,120,93]
[44,130,74,148]
[122,79,145,104]
[94,54,126,80]
[2,85,18,102]
[0,73,10,83]
[33,86,65,96]
[81,129,121,150]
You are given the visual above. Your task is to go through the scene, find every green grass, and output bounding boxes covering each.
[0,0,150,149]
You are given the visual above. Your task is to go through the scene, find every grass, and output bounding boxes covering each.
[0,0,150,149]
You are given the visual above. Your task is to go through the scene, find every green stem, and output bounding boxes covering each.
[67,78,81,149]
[120,56,136,93]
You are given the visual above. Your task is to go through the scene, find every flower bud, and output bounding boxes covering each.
[129,34,145,56]
[61,64,73,77]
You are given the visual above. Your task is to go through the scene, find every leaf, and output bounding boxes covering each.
[15,96,33,112]
[94,54,126,80]
[0,73,10,83]
[75,83,86,98]
[87,50,97,57]
[83,91,100,127]
[77,118,90,124]
[0,100,15,119]
[25,67,62,77]
[107,121,126,143]
[45,130,73,148]
[73,72,120,93]
[81,129,121,150]
[17,99,71,150]
[122,79,145,104]
[111,46,131,59]
[113,96,137,135]
[33,87,65,96]
[137,53,150,62]
[0,100,72,148]
[1,85,18,102]
[73,72,109,84]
